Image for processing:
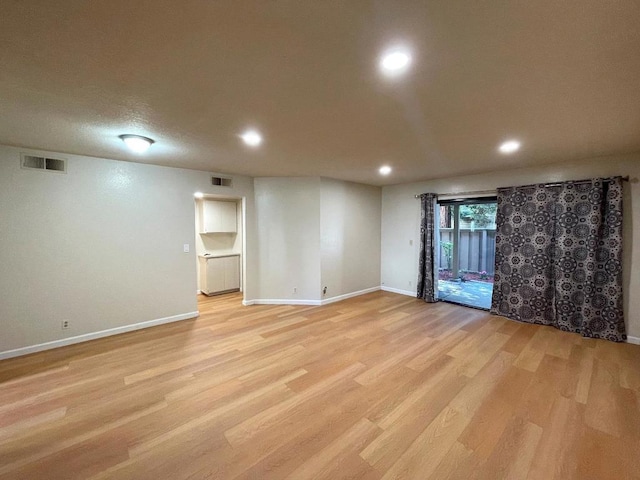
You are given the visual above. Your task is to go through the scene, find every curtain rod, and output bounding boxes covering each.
[413,189,495,199]
[543,176,629,188]
[414,176,630,199]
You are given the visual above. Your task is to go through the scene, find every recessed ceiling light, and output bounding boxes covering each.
[379,165,392,175]
[119,134,154,153]
[499,140,521,154]
[240,129,263,147]
[194,192,204,199]
[379,48,412,76]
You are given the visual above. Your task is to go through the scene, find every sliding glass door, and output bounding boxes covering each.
[437,197,497,309]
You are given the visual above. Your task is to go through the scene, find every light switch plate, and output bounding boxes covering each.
[183,244,190,253]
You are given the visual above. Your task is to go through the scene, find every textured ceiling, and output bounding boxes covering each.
[1,1,639,186]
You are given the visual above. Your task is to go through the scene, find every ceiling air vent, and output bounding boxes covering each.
[212,176,232,187]
[21,153,67,173]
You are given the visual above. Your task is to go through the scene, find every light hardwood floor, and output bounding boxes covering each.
[1,291,640,479]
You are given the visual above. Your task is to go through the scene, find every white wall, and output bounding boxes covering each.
[253,177,382,304]
[320,178,381,299]
[381,153,640,339]
[254,177,322,302]
[0,145,256,357]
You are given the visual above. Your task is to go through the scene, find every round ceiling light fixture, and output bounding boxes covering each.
[240,129,263,147]
[498,140,521,154]
[379,165,392,175]
[119,134,154,153]
[379,48,412,76]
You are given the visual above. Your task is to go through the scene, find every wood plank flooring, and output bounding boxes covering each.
[1,291,640,479]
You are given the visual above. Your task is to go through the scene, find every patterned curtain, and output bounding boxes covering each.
[491,178,625,341]
[417,193,438,303]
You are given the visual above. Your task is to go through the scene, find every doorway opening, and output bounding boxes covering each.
[194,195,246,303]
[436,197,497,309]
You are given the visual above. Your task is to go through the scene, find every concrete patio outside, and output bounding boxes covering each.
[437,279,493,310]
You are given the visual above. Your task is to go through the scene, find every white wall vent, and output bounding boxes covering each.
[21,153,67,173]
[212,176,232,187]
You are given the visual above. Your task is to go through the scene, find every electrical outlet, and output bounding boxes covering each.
[323,286,327,295]
[61,320,70,330]
[409,239,413,246]
[409,280,412,286]
[293,287,297,294]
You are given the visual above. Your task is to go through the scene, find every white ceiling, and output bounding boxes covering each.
[1,1,639,186]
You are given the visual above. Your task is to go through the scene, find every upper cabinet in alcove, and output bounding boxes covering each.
[200,200,237,233]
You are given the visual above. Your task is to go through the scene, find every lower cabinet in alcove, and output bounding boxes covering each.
[199,254,240,295]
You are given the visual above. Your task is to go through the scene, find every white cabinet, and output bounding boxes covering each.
[201,200,237,233]
[223,256,240,291]
[199,255,240,295]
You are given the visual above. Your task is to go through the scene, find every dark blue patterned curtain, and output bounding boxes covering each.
[491,178,625,341]
[417,193,438,303]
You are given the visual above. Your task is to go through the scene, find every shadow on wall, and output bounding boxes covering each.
[622,179,635,335]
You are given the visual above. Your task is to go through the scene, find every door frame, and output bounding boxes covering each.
[194,194,246,302]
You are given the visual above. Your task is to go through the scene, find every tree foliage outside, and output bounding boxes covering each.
[441,241,453,269]
[459,204,497,227]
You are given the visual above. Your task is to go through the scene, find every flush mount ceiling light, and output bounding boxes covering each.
[498,140,521,154]
[379,165,392,175]
[119,134,154,153]
[379,47,412,76]
[240,129,263,147]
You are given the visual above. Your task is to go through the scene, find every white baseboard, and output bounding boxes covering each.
[627,336,640,345]
[243,286,382,307]
[243,299,322,306]
[0,311,199,361]
[381,285,416,297]
[320,286,380,305]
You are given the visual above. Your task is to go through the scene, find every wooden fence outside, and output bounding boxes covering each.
[439,228,496,274]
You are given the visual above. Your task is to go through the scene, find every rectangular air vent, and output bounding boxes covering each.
[22,155,45,170]
[45,158,66,172]
[21,153,67,173]
[212,176,232,187]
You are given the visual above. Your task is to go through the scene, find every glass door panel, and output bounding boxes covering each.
[437,199,497,309]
